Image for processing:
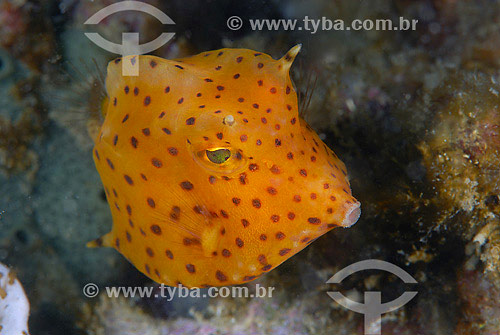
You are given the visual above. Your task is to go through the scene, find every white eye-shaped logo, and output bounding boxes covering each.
[84,0,175,76]
[327,259,418,335]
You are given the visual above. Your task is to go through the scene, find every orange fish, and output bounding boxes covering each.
[90,45,361,288]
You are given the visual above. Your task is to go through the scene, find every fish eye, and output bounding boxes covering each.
[206,148,231,164]
[191,144,248,176]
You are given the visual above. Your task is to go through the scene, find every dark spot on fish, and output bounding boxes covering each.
[150,224,162,235]
[267,187,277,195]
[216,270,227,282]
[279,248,291,256]
[308,217,321,224]
[166,250,173,259]
[180,181,194,190]
[151,158,162,168]
[147,197,155,208]
[249,163,259,172]
[124,175,133,185]
[252,198,261,208]
[270,165,281,174]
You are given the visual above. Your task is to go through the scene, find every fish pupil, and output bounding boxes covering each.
[206,149,231,164]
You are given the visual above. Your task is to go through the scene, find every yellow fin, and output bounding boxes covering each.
[86,231,113,248]
[200,224,221,257]
[280,44,301,70]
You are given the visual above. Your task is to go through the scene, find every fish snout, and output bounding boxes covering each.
[340,200,361,228]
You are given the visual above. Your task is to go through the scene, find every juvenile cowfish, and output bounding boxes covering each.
[90,46,361,288]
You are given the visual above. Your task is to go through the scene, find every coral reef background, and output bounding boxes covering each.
[0,0,499,334]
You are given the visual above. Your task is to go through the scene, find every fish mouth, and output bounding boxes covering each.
[340,201,361,228]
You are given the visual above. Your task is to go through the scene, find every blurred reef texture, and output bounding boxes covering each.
[0,0,499,334]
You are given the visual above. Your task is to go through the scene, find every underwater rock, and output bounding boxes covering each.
[84,285,339,335]
[413,72,500,333]
[0,0,28,49]
[0,261,30,335]
[419,72,500,265]
[0,111,39,177]
[419,73,500,219]
[86,296,163,335]
[141,284,210,318]
[0,0,56,72]
[456,268,500,335]
[0,54,44,178]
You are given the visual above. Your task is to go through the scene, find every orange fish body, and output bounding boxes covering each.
[91,46,361,288]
